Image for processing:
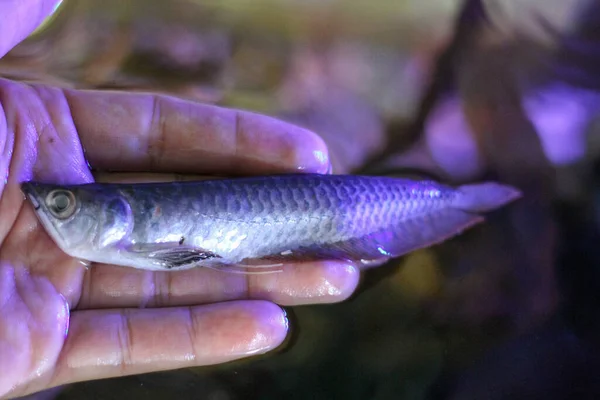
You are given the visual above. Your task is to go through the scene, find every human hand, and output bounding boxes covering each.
[0,1,359,398]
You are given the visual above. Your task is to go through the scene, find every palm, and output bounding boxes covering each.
[0,212,72,395]
[0,78,358,398]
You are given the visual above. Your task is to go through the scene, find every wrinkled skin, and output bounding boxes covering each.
[0,1,363,397]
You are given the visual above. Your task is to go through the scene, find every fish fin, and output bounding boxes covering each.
[452,182,522,212]
[236,258,285,268]
[202,263,284,275]
[359,258,389,269]
[127,243,284,273]
[77,259,92,269]
[240,208,485,264]
[128,243,221,270]
[368,208,485,258]
[199,258,285,275]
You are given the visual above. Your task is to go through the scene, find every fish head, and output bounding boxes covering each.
[20,181,134,256]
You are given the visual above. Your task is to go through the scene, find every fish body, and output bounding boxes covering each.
[21,174,521,272]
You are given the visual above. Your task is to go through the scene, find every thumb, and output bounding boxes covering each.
[0,0,62,59]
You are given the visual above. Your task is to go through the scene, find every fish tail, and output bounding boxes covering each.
[451,182,522,213]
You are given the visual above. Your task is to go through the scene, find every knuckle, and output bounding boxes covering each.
[147,95,168,169]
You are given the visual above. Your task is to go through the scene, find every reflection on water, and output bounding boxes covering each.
[6,0,600,398]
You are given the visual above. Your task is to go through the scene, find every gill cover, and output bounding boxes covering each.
[94,197,134,248]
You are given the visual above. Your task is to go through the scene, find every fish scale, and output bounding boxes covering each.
[138,176,431,260]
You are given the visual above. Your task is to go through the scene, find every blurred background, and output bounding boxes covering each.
[6,0,600,398]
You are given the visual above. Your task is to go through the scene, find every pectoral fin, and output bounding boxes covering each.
[77,259,93,269]
[202,263,284,275]
[126,243,283,273]
[128,243,221,270]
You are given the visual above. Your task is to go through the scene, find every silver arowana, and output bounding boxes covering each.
[21,174,521,273]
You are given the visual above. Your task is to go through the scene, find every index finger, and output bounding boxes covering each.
[62,89,331,175]
[0,0,61,58]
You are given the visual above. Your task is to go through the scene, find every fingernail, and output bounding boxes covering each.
[237,114,331,174]
[278,262,359,305]
[291,134,331,174]
[310,263,359,303]
[240,301,289,356]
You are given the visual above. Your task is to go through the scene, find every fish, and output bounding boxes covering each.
[20,174,521,273]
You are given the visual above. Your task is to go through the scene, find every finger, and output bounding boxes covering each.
[77,261,359,310]
[93,172,213,183]
[48,301,287,389]
[62,89,331,175]
[0,80,94,185]
[0,0,61,58]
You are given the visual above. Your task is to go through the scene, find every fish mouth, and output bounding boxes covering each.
[20,181,68,245]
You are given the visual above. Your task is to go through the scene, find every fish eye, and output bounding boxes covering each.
[46,190,77,219]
